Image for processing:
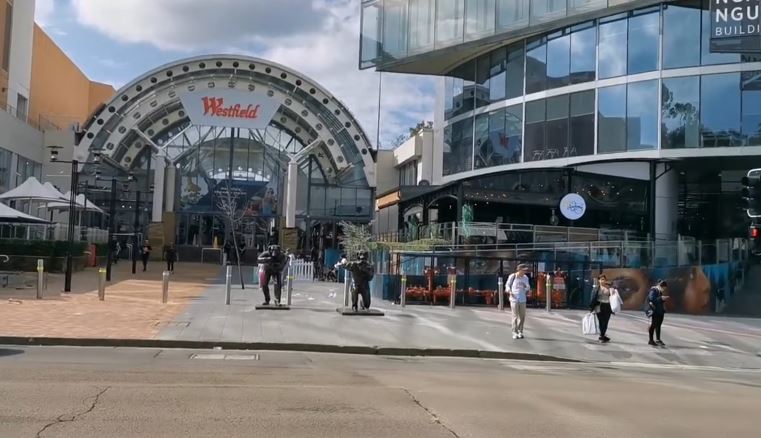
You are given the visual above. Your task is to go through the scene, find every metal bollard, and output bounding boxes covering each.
[162,270,170,304]
[343,270,351,307]
[400,275,407,308]
[97,267,106,301]
[36,259,45,300]
[225,265,232,305]
[545,273,552,312]
[497,275,504,311]
[449,276,456,309]
[286,266,293,306]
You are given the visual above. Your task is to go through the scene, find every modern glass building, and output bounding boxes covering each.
[362,0,761,240]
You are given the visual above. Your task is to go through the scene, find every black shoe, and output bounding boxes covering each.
[648,340,657,346]
[262,301,270,306]
[602,336,610,342]
[656,340,665,346]
[352,306,358,312]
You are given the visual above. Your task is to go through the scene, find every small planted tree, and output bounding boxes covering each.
[216,181,246,289]
[338,221,373,260]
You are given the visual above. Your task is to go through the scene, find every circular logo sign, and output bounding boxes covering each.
[559,193,586,221]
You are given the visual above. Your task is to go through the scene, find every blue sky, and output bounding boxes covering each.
[35,0,434,148]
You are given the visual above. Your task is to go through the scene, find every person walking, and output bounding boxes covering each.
[589,274,617,343]
[647,280,670,346]
[140,240,152,272]
[164,243,177,273]
[506,264,531,339]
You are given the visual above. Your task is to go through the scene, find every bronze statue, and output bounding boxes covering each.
[257,244,287,306]
[341,250,374,311]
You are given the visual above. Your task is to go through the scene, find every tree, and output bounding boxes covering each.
[385,121,433,149]
[216,181,246,289]
[338,221,373,260]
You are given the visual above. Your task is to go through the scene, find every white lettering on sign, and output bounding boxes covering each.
[179,89,281,129]
[712,0,761,39]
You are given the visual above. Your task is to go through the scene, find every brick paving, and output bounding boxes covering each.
[0,262,222,339]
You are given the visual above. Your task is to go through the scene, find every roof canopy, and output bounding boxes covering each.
[0,203,50,224]
[46,192,104,213]
[0,177,67,203]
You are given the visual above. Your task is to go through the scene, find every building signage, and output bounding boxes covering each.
[559,193,586,221]
[179,89,281,129]
[710,0,761,53]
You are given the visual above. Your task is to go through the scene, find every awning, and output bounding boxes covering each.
[0,177,68,203]
[0,203,50,223]
[46,191,104,213]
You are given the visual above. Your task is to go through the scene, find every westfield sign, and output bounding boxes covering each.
[179,89,280,129]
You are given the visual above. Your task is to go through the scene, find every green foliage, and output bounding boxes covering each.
[0,240,87,257]
[338,221,373,259]
[372,238,449,252]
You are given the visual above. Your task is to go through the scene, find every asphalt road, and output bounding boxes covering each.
[0,346,759,437]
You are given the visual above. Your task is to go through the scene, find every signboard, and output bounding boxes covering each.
[179,89,281,129]
[559,193,586,221]
[710,0,761,53]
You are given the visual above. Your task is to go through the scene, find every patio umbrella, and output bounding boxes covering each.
[0,203,50,224]
[0,177,67,203]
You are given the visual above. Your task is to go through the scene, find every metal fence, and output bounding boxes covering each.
[0,223,108,243]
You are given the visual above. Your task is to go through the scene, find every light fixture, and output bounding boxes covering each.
[128,172,135,182]
[50,149,59,162]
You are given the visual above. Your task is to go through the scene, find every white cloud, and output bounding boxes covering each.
[70,0,434,147]
[35,0,56,26]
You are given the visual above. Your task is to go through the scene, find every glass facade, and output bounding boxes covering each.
[440,1,761,176]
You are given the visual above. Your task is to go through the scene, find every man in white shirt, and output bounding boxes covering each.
[506,264,531,339]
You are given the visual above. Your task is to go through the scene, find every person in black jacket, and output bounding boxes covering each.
[647,280,670,346]
[257,244,286,305]
[163,243,177,273]
[589,274,618,343]
[341,250,374,311]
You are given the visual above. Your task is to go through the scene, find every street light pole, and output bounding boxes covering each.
[132,190,141,275]
[106,178,117,281]
[64,159,79,292]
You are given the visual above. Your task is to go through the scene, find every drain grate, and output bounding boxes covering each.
[191,353,260,360]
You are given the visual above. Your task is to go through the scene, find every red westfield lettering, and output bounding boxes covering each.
[201,97,260,119]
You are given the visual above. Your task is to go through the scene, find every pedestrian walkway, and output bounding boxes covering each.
[159,271,761,369]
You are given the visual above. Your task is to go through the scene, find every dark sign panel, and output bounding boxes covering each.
[710,0,761,53]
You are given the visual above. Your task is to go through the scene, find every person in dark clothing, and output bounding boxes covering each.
[341,250,375,311]
[589,274,617,343]
[164,244,177,273]
[647,280,670,346]
[141,240,152,272]
[223,241,232,265]
[257,244,286,305]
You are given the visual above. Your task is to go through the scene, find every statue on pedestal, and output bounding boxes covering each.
[341,250,374,311]
[257,244,286,306]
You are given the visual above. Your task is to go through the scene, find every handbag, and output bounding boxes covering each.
[582,313,599,336]
[610,289,623,314]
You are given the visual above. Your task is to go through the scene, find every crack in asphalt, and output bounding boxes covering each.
[36,386,111,437]
[401,388,461,438]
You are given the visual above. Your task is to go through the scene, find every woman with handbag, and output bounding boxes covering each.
[589,274,617,343]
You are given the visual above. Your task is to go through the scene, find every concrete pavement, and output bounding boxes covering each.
[0,345,759,437]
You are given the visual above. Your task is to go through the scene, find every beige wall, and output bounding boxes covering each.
[29,25,115,129]
[0,1,11,108]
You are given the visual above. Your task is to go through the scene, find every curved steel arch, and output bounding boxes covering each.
[76,55,375,187]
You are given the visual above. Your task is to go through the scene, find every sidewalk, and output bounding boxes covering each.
[0,262,220,339]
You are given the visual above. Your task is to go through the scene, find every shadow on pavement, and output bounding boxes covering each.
[0,348,24,357]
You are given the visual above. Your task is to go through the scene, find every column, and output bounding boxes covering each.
[655,163,678,239]
[285,157,298,228]
[164,164,176,213]
[151,156,165,223]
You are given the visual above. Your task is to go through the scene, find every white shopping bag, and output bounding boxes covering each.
[582,313,599,336]
[610,290,623,314]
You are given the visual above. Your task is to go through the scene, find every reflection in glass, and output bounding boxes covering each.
[526,37,547,93]
[382,0,408,58]
[598,15,627,79]
[570,23,596,84]
[465,0,496,40]
[662,2,701,69]
[741,71,761,146]
[662,77,700,149]
[627,80,658,150]
[506,43,525,98]
[446,61,475,119]
[443,117,474,175]
[525,100,546,161]
[569,0,606,13]
[360,1,381,66]
[489,48,507,102]
[475,55,491,109]
[700,2,740,66]
[473,113,490,167]
[546,95,570,160]
[701,73,741,147]
[531,0,567,24]
[547,31,571,89]
[570,90,595,157]
[497,0,529,30]
[598,84,627,153]
[436,0,465,47]
[408,0,435,52]
[627,9,659,74]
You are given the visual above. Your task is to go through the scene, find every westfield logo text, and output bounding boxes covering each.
[202,97,260,119]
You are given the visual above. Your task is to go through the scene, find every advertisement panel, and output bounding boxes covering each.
[179,89,281,129]
[710,0,761,53]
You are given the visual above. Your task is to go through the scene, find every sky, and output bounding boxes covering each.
[34,0,435,148]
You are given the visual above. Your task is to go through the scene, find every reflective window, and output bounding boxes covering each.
[742,71,761,146]
[701,72,741,147]
[700,2,740,66]
[443,117,474,175]
[446,60,476,119]
[545,95,570,160]
[497,0,529,30]
[408,0,435,52]
[531,0,567,24]
[477,109,505,168]
[570,90,595,157]
[506,43,525,98]
[598,15,627,79]
[436,0,465,47]
[569,0,606,13]
[382,0,408,59]
[662,2,701,69]
[598,84,627,153]
[0,148,12,193]
[445,76,456,120]
[627,80,658,150]
[525,100,546,161]
[627,8,659,74]
[570,23,596,84]
[360,1,381,67]
[465,0,496,40]
[505,104,524,162]
[546,31,571,89]
[475,55,491,109]
[473,113,490,167]
[525,37,547,93]
[488,48,507,102]
[662,76,700,149]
